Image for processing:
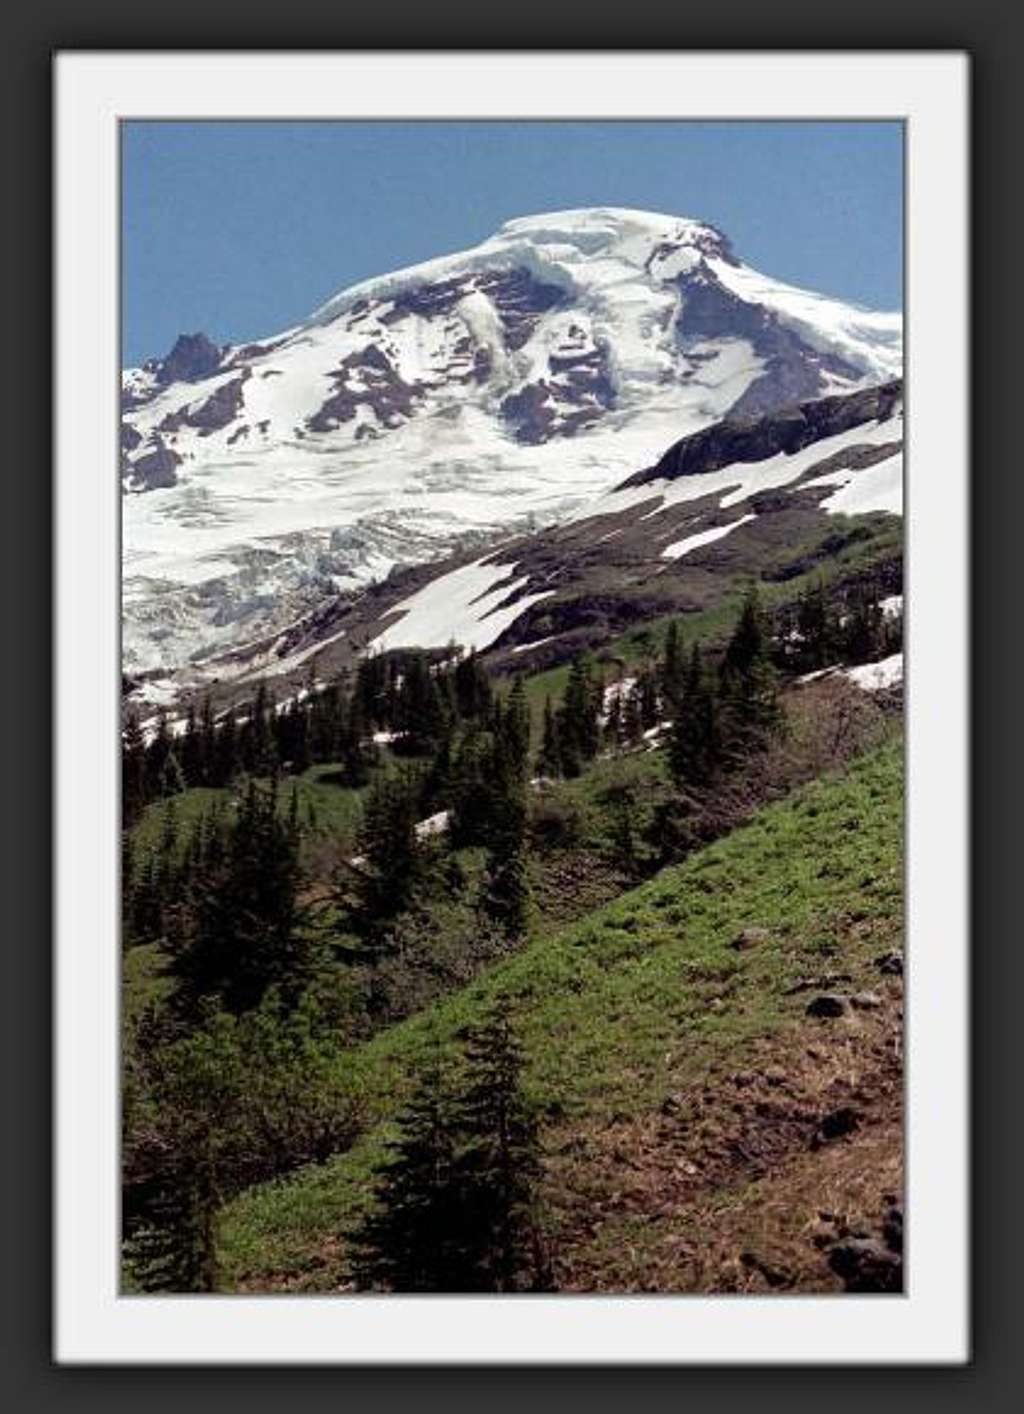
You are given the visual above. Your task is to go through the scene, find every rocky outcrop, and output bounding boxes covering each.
[621,379,903,490]
[307,344,425,434]
[153,331,223,386]
[159,372,250,437]
[127,436,182,491]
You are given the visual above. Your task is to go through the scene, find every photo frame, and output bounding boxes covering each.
[52,48,967,1367]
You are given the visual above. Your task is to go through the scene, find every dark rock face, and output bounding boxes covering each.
[154,332,223,386]
[307,344,425,434]
[620,379,903,491]
[674,264,862,420]
[501,340,616,444]
[381,266,566,353]
[128,437,182,491]
[120,422,142,452]
[159,373,250,437]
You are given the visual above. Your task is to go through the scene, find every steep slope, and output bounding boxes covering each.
[214,739,903,1293]
[122,208,901,681]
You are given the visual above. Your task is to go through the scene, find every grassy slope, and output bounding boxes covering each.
[217,734,903,1292]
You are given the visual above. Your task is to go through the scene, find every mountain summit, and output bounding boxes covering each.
[121,208,902,681]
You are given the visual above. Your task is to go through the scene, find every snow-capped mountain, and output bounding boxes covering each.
[122,208,902,685]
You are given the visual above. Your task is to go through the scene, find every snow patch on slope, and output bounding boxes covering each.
[661,513,757,560]
[804,451,903,517]
[369,558,554,653]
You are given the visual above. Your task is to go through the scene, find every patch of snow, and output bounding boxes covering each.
[880,594,903,619]
[804,451,903,517]
[578,410,904,528]
[415,809,451,840]
[843,653,903,692]
[368,558,554,653]
[511,635,557,655]
[661,513,756,561]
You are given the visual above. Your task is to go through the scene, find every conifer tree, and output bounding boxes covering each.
[718,586,780,758]
[537,696,561,778]
[180,702,202,786]
[558,654,600,777]
[167,781,308,1017]
[122,710,147,826]
[669,645,719,788]
[145,709,172,800]
[453,997,544,1291]
[661,619,686,709]
[454,649,493,722]
[350,1041,466,1292]
[350,769,423,929]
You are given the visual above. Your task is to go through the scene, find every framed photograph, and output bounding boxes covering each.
[54,50,968,1364]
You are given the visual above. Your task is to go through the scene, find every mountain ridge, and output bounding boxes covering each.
[121,208,902,687]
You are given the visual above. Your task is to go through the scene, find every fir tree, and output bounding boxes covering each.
[122,710,147,827]
[661,619,686,709]
[453,997,544,1291]
[669,645,719,788]
[537,696,561,778]
[558,654,601,777]
[350,1041,466,1291]
[718,586,780,759]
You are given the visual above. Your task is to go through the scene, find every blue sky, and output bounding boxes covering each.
[122,121,903,368]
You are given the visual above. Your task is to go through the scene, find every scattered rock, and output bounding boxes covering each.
[828,1239,902,1293]
[784,972,852,995]
[805,994,849,1019]
[731,926,770,951]
[850,991,884,1010]
[875,952,903,976]
[882,1204,903,1254]
[740,1250,791,1289]
[816,1106,861,1143]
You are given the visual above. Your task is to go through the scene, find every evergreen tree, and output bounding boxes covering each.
[167,781,309,1017]
[180,702,202,786]
[661,619,686,710]
[503,677,531,776]
[669,645,719,789]
[558,654,601,777]
[795,581,836,672]
[351,1005,544,1293]
[144,709,172,800]
[718,587,780,759]
[122,710,147,826]
[482,836,531,940]
[638,665,660,731]
[536,696,561,778]
[349,769,423,929]
[350,1041,466,1291]
[453,997,544,1291]
[454,649,493,722]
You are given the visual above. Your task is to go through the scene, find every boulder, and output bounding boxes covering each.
[731,926,771,951]
[805,994,849,1019]
[828,1239,903,1293]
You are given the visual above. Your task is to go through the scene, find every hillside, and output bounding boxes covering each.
[213,737,903,1293]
